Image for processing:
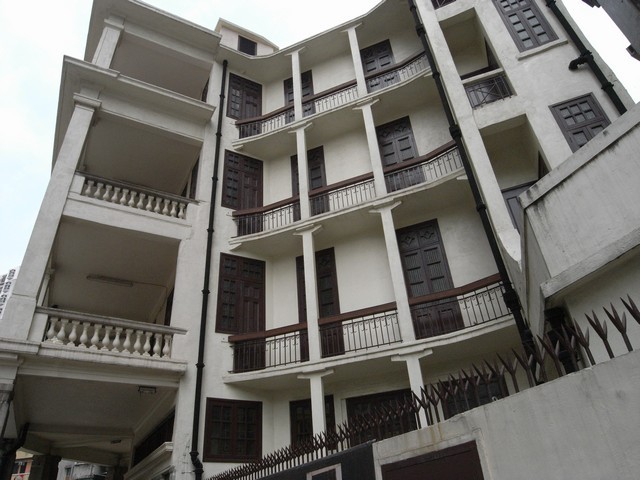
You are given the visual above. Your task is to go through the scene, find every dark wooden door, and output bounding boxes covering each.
[284,71,315,123]
[376,117,422,192]
[396,220,462,338]
[291,146,328,216]
[360,40,398,91]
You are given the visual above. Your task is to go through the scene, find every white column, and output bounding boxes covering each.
[92,16,124,68]
[391,348,433,427]
[370,200,416,342]
[344,25,368,97]
[294,224,323,361]
[3,93,100,339]
[287,49,305,121]
[354,99,387,196]
[298,368,334,435]
[291,123,313,219]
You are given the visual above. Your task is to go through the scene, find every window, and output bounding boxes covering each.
[550,94,610,152]
[284,70,315,122]
[227,73,262,120]
[238,36,257,56]
[493,0,557,51]
[204,398,262,462]
[292,146,328,215]
[215,253,265,334]
[290,396,336,445]
[346,389,416,445]
[222,150,263,210]
[360,40,398,91]
[396,220,462,338]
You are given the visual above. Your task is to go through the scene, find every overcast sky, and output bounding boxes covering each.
[0,0,638,274]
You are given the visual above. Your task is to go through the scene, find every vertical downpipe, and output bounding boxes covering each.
[190,59,228,480]
[406,1,534,353]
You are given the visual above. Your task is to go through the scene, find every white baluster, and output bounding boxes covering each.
[101,325,113,351]
[68,321,79,346]
[120,189,129,206]
[178,203,186,219]
[83,180,95,197]
[102,184,112,201]
[79,323,89,348]
[56,319,69,344]
[170,201,178,217]
[147,195,156,212]
[133,330,143,355]
[128,191,137,208]
[94,183,104,199]
[153,333,162,357]
[137,193,146,209]
[89,325,101,349]
[154,197,163,213]
[162,199,170,215]
[123,329,133,353]
[142,332,152,357]
[46,317,58,342]
[162,335,172,358]
[113,327,123,352]
[111,187,121,203]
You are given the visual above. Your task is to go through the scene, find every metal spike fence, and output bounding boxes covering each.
[208,297,640,480]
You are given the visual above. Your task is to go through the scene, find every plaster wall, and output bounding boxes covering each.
[406,102,451,155]
[217,25,275,56]
[373,349,640,480]
[304,51,356,95]
[320,128,371,185]
[263,153,294,204]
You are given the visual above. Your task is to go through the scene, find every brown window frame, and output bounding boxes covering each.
[550,93,610,152]
[215,253,266,334]
[493,0,557,52]
[227,73,262,120]
[238,36,257,56]
[203,398,262,463]
[222,150,263,210]
[289,395,336,445]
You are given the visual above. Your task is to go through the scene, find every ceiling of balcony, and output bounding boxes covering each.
[49,218,179,323]
[82,115,201,196]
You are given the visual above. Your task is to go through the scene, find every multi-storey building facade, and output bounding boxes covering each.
[0,0,637,479]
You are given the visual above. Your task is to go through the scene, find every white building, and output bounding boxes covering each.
[1,0,638,479]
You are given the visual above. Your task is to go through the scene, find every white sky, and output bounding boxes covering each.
[0,0,638,274]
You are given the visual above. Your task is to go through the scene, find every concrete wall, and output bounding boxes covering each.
[373,349,640,480]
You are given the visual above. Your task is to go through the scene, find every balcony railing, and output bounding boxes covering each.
[464,73,512,108]
[39,307,186,359]
[237,106,294,139]
[302,82,359,116]
[309,174,375,216]
[318,303,401,358]
[384,142,462,193]
[432,0,457,8]
[409,274,510,339]
[366,52,429,92]
[229,303,400,372]
[79,173,193,219]
[233,198,301,236]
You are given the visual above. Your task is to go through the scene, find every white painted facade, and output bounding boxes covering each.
[0,0,638,479]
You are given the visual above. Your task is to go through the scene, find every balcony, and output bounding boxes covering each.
[463,72,512,108]
[38,307,186,360]
[79,173,195,220]
[384,142,463,193]
[236,52,429,140]
[229,303,400,373]
[410,274,510,339]
[233,198,301,236]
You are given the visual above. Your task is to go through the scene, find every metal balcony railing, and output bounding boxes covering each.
[409,274,511,339]
[78,173,193,219]
[384,142,462,193]
[309,174,375,217]
[464,73,512,108]
[39,307,186,359]
[233,198,301,236]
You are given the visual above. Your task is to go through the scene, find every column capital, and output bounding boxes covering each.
[369,199,402,214]
[294,224,322,236]
[288,121,313,134]
[297,367,334,380]
[341,23,362,34]
[73,93,102,111]
[285,46,307,57]
[391,346,433,362]
[104,14,125,30]
[353,97,380,110]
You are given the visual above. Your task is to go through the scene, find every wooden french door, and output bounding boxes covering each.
[284,70,315,123]
[291,146,328,217]
[360,40,398,91]
[396,220,462,338]
[376,117,423,192]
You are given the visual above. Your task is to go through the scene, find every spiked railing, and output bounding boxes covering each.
[209,296,640,480]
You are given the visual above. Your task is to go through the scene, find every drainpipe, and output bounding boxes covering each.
[190,59,228,480]
[545,0,626,115]
[406,1,534,353]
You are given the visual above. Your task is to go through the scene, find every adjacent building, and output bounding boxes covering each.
[0,0,638,479]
